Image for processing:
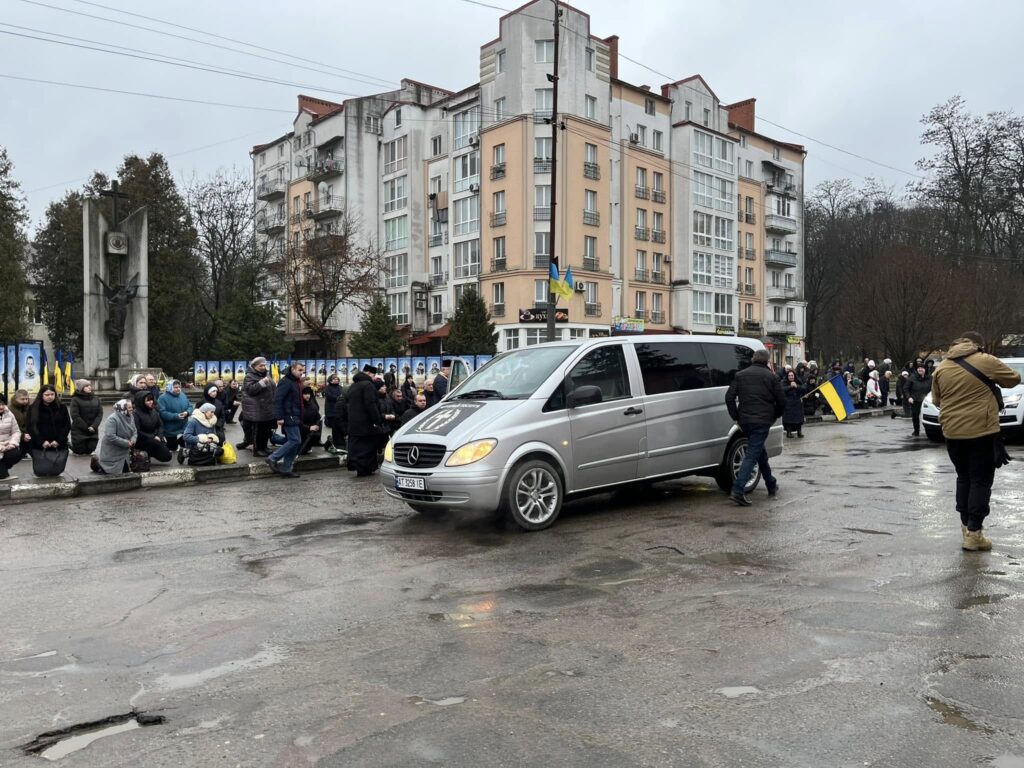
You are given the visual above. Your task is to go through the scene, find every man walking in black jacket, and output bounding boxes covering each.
[267,361,305,478]
[347,364,384,477]
[724,349,786,506]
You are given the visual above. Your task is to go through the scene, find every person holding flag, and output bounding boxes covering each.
[806,371,859,422]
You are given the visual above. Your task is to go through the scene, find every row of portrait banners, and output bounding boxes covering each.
[193,355,495,388]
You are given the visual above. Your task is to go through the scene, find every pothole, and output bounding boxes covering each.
[21,712,165,760]
[956,594,1010,610]
[925,697,994,734]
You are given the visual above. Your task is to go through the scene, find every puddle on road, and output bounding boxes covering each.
[21,712,164,761]
[956,594,1010,610]
[407,695,466,707]
[715,686,761,699]
[153,646,285,691]
[925,697,994,734]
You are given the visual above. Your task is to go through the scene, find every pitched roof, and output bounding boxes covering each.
[661,74,719,103]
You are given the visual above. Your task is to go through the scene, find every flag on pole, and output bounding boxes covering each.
[549,263,573,300]
[65,362,76,396]
[54,360,64,394]
[816,373,857,421]
[271,362,280,383]
[42,356,49,387]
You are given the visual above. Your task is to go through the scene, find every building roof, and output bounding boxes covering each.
[251,131,294,155]
[611,77,672,103]
[480,0,601,49]
[401,77,455,96]
[297,94,344,121]
[661,74,719,103]
[727,122,806,154]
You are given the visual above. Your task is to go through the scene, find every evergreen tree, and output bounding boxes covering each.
[348,295,405,357]
[0,146,28,340]
[446,289,497,355]
[210,265,291,359]
[31,190,85,353]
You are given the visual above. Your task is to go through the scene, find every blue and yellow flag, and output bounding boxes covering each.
[548,263,573,300]
[54,361,64,394]
[818,373,857,421]
[65,363,76,396]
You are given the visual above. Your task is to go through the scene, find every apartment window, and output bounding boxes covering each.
[584,235,596,261]
[745,159,753,178]
[496,49,506,73]
[278,144,284,158]
[430,254,443,276]
[703,107,711,126]
[714,217,733,251]
[745,196,755,216]
[771,269,781,287]
[585,142,598,164]
[430,174,442,194]
[277,166,285,183]
[694,171,713,208]
[493,190,506,215]
[431,135,442,156]
[293,137,301,150]
[535,183,551,209]
[773,147,782,161]
[454,239,480,277]
[636,125,647,146]
[645,98,655,116]
[773,306,783,322]
[693,252,712,286]
[635,249,647,270]
[585,47,595,71]
[535,136,552,161]
[493,143,505,165]
[714,137,735,174]
[693,291,712,325]
[693,212,713,247]
[744,302,753,320]
[652,292,663,314]
[494,97,507,120]
[714,293,733,326]
[493,235,506,262]
[787,307,796,323]
[504,329,521,349]
[653,130,663,152]
[383,176,408,213]
[785,272,794,288]
[684,101,692,120]
[636,208,647,230]
[455,151,480,192]
[384,215,408,250]
[394,109,402,128]
[431,294,443,319]
[387,292,408,324]
[453,196,480,235]
[492,281,505,307]
[535,88,553,112]
[585,281,598,304]
[635,291,647,312]
[694,131,713,168]
[453,107,480,149]
[259,152,266,167]
[713,253,734,289]
[535,39,554,63]
[746,232,754,252]
[714,177,735,213]
[535,231,550,257]
[584,189,597,212]
[525,328,548,346]
[585,95,597,120]
[303,191,312,210]
[652,211,664,234]
[653,171,664,193]
[652,252,663,276]
[534,279,548,304]
[775,196,793,217]
[383,136,407,174]
[636,166,647,189]
[385,252,408,287]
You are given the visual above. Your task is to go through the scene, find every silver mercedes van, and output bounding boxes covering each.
[380,335,782,530]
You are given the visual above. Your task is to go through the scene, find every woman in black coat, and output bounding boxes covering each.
[346,367,384,476]
[781,371,805,438]
[67,380,103,455]
[27,385,72,453]
[299,386,322,454]
[323,374,342,452]
[133,391,172,462]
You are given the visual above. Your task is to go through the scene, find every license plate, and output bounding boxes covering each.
[395,476,425,491]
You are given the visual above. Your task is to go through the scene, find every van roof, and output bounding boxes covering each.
[540,334,765,349]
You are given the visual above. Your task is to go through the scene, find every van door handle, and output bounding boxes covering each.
[623,407,643,416]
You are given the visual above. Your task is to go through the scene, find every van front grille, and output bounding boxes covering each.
[394,443,446,468]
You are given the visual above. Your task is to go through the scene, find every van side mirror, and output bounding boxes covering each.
[567,384,603,408]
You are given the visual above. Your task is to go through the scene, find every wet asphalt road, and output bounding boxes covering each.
[1,417,1023,767]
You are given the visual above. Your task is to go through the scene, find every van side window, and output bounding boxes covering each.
[702,344,754,387]
[635,342,710,394]
[568,345,631,401]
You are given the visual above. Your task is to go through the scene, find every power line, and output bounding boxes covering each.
[15,0,397,90]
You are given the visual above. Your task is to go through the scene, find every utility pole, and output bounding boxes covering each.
[545,0,561,343]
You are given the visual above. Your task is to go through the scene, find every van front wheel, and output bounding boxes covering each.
[715,436,761,494]
[502,459,563,531]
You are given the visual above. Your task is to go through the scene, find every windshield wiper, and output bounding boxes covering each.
[455,389,506,399]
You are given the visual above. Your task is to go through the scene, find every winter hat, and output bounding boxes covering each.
[199,403,217,414]
[868,360,876,368]
[206,384,219,397]
[883,358,892,364]
[870,370,879,380]
[165,379,180,393]
[901,371,909,377]
[362,364,377,373]
[113,399,131,413]
[250,356,268,367]
[74,378,91,391]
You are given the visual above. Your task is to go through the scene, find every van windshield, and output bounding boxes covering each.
[453,346,576,399]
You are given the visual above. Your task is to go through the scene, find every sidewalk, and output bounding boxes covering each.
[0,422,347,505]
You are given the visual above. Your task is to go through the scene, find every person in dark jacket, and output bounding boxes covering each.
[133,391,172,462]
[144,373,161,403]
[323,374,343,453]
[28,385,72,454]
[347,365,384,476]
[802,376,820,418]
[239,358,277,456]
[400,392,429,426]
[724,349,786,506]
[299,386,322,454]
[266,361,304,478]
[905,365,933,437]
[67,380,103,455]
[201,384,226,444]
[401,374,418,407]
[432,359,452,400]
[220,379,240,423]
[781,371,806,438]
[383,388,408,436]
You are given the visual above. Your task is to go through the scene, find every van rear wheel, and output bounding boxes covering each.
[501,459,563,531]
[715,436,761,494]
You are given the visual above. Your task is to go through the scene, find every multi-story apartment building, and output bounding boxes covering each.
[249,0,807,362]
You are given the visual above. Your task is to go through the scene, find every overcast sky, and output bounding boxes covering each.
[2,0,1022,228]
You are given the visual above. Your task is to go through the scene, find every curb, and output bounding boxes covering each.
[0,454,348,506]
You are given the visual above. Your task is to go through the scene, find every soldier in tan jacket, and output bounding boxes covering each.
[932,332,1021,551]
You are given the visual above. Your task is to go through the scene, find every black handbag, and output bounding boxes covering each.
[130,449,151,473]
[31,446,70,477]
[952,356,1011,469]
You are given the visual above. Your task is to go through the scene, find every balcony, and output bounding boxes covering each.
[582,256,599,272]
[634,268,650,282]
[256,180,285,200]
[265,241,286,262]
[651,310,666,324]
[635,185,650,200]
[650,271,665,285]
[490,211,507,227]
[583,210,600,226]
[312,194,344,219]
[429,232,445,247]
[490,257,507,272]
[583,161,600,180]
[290,212,304,225]
[744,212,756,224]
[490,162,506,180]
[651,229,666,244]
[585,302,602,317]
[764,320,797,335]
[533,255,550,269]
[633,309,649,321]
[454,264,480,279]
[635,226,650,241]
[764,249,798,268]
[429,271,448,287]
[651,189,666,204]
[490,303,505,318]
[765,213,798,234]
[742,283,757,296]
[743,248,756,260]
[308,158,344,181]
[534,157,552,173]
[257,215,286,234]
[385,237,409,252]
[533,108,553,124]
[534,206,551,221]
[766,286,799,301]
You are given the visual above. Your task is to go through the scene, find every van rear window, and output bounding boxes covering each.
[702,343,754,387]
[635,342,711,395]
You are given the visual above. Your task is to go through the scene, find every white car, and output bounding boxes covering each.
[920,357,1024,442]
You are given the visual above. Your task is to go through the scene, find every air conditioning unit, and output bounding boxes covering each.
[574,281,585,293]
[629,133,640,144]
[663,255,672,263]
[468,182,480,193]
[468,134,479,146]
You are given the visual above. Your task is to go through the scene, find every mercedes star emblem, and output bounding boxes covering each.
[407,446,420,466]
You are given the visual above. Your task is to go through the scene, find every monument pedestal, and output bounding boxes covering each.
[92,367,163,392]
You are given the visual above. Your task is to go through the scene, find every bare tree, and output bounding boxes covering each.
[275,213,384,350]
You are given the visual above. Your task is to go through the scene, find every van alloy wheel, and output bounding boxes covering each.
[503,459,564,531]
[715,436,761,494]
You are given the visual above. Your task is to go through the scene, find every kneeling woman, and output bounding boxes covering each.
[182,403,222,465]
[96,399,137,475]
[133,391,172,462]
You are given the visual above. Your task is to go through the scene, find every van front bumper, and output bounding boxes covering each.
[379,463,503,512]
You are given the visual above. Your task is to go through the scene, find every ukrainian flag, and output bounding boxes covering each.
[818,373,857,421]
[549,263,573,300]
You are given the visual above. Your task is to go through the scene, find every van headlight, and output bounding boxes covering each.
[383,440,394,463]
[446,439,497,467]
[1004,393,1022,408]
[924,393,933,405]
